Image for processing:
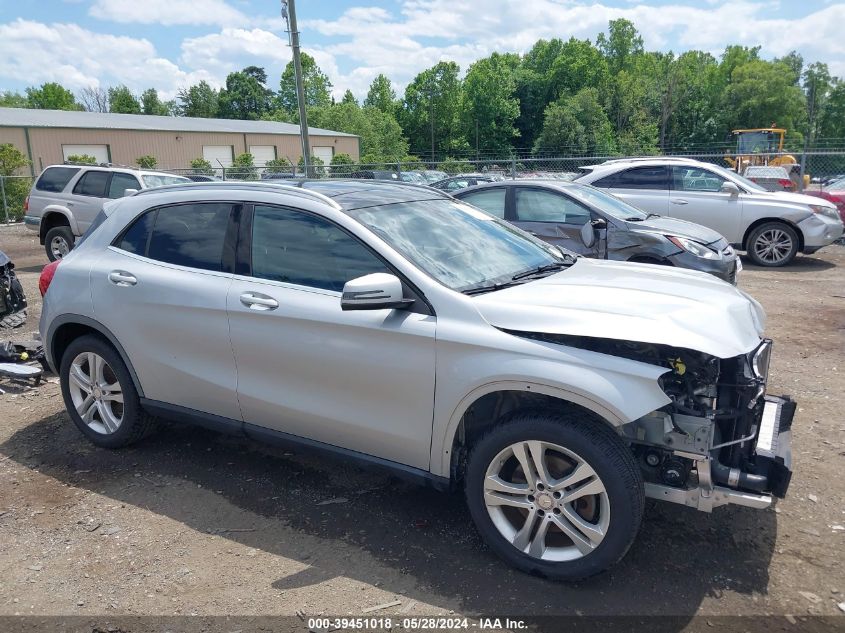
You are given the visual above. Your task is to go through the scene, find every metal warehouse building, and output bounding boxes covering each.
[0,107,360,176]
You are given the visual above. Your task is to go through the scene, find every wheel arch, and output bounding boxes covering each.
[741,217,804,252]
[39,208,76,243]
[47,314,144,397]
[436,381,627,481]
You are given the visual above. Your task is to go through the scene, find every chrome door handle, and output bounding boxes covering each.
[108,270,137,286]
[239,292,279,311]
[671,199,689,205]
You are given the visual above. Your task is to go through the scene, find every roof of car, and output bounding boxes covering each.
[581,156,711,172]
[454,179,580,195]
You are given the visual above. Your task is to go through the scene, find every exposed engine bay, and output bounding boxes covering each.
[509,330,794,511]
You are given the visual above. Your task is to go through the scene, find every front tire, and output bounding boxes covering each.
[465,410,644,580]
[59,335,155,448]
[747,222,799,267]
[44,226,74,262]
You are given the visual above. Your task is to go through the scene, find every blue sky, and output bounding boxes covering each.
[0,0,842,102]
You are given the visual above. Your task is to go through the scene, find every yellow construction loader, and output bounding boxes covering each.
[725,128,809,188]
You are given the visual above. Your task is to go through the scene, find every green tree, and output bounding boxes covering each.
[218,66,274,120]
[141,88,171,115]
[0,91,27,108]
[177,81,219,118]
[330,152,355,175]
[461,53,520,154]
[0,143,30,176]
[190,157,213,175]
[25,83,81,110]
[803,62,833,145]
[66,154,98,165]
[534,88,616,156]
[399,61,466,160]
[0,144,32,221]
[230,152,257,180]
[436,157,475,174]
[363,74,397,114]
[136,155,157,169]
[308,101,409,162]
[341,89,357,105]
[277,52,332,113]
[549,38,609,102]
[108,85,141,114]
[597,19,644,74]
[818,80,845,142]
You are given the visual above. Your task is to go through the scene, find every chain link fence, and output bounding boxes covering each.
[4,150,845,223]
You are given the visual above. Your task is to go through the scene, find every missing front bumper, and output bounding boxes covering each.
[645,395,795,512]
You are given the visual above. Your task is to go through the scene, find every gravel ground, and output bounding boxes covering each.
[0,223,843,623]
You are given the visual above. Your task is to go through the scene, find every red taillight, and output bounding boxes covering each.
[778,179,794,190]
[23,196,29,212]
[39,260,60,297]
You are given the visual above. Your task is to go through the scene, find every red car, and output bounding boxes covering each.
[805,177,845,224]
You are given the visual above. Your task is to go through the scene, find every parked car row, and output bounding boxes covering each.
[38,178,796,581]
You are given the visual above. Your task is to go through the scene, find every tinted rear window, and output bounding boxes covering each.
[593,166,670,190]
[146,203,232,271]
[35,167,80,193]
[116,211,154,255]
[73,171,110,197]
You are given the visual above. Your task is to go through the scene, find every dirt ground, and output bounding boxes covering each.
[0,223,843,624]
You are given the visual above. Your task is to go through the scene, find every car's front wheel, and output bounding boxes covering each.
[59,335,155,448]
[747,222,799,267]
[465,410,644,580]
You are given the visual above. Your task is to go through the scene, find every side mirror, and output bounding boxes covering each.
[580,221,596,248]
[123,188,139,197]
[720,181,740,196]
[341,273,414,311]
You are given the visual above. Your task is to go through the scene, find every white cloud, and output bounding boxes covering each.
[89,0,249,27]
[0,19,215,99]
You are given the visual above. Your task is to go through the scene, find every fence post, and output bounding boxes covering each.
[798,151,807,193]
[0,176,9,224]
[397,161,402,177]
[510,157,517,180]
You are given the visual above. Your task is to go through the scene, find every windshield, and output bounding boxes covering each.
[347,199,568,292]
[706,163,767,193]
[142,174,191,188]
[565,184,647,220]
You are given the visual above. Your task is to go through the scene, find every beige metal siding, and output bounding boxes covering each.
[6,127,359,172]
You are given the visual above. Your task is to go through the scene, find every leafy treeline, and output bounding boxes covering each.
[3,19,845,162]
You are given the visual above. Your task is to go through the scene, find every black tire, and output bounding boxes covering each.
[44,226,75,262]
[465,409,644,580]
[59,334,155,448]
[746,222,799,267]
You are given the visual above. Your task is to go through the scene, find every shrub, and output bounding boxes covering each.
[0,143,30,176]
[190,157,213,176]
[230,153,257,181]
[1,176,32,221]
[66,154,98,165]
[297,155,325,178]
[329,153,355,176]
[264,157,292,174]
[136,155,157,169]
[436,157,474,174]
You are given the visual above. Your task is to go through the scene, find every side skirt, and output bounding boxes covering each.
[140,399,450,491]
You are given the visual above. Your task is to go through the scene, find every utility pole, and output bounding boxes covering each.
[282,0,311,177]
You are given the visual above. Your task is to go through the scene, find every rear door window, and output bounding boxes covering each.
[515,188,592,224]
[459,188,507,218]
[671,166,727,192]
[594,166,670,190]
[72,171,110,198]
[35,167,80,193]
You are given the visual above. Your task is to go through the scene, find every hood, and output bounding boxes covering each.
[627,215,725,245]
[472,258,765,359]
[757,189,836,209]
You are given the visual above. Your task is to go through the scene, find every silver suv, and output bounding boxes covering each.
[24,164,191,261]
[40,180,794,580]
[575,157,843,266]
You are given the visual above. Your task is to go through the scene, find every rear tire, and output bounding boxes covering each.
[465,409,644,580]
[747,222,798,267]
[59,335,155,448]
[44,226,74,262]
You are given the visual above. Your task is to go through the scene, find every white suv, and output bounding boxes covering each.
[40,180,794,580]
[575,157,843,266]
[24,164,191,260]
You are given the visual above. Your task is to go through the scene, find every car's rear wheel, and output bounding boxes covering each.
[44,226,74,262]
[60,335,155,448]
[747,222,799,267]
[465,410,643,580]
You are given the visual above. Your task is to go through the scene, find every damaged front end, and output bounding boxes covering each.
[517,331,794,511]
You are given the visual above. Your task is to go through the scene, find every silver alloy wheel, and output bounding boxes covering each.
[753,228,793,265]
[483,440,610,562]
[67,352,124,435]
[50,235,70,259]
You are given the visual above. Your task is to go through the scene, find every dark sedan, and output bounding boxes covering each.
[454,180,741,284]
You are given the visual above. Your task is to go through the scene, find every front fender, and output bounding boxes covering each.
[429,333,672,478]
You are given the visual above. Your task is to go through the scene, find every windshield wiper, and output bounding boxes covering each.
[511,261,569,281]
[462,280,523,296]
[625,216,644,221]
[645,213,661,219]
